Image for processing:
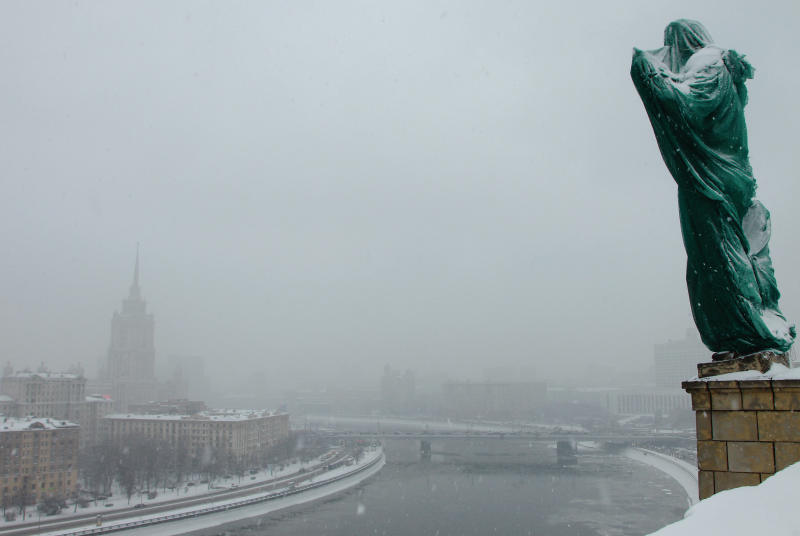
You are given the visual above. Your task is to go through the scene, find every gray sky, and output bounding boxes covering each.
[1,1,798,390]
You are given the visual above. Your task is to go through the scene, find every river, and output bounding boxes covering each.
[189,439,688,536]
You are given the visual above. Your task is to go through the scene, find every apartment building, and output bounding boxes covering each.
[104,410,289,460]
[0,367,112,448]
[0,418,79,506]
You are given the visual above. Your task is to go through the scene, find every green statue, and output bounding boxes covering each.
[631,20,795,357]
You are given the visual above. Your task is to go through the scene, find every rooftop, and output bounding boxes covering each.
[0,417,79,432]
[4,371,82,380]
[105,409,287,422]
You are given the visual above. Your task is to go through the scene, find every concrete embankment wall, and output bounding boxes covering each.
[622,447,699,506]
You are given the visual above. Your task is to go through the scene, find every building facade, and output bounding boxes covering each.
[0,368,85,421]
[0,367,112,448]
[82,395,113,447]
[128,399,207,415]
[442,381,547,419]
[100,249,159,411]
[104,410,289,461]
[380,365,416,415]
[607,390,691,415]
[0,418,79,507]
[654,329,709,390]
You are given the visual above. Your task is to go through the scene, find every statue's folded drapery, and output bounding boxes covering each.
[631,20,794,354]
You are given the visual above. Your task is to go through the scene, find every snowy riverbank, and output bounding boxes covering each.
[622,447,698,506]
[39,448,385,536]
[2,452,333,530]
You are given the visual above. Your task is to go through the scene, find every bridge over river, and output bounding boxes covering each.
[304,414,694,450]
[321,431,692,443]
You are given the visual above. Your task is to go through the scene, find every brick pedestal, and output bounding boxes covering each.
[683,378,800,499]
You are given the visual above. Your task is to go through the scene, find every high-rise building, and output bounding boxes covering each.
[100,248,159,411]
[654,329,709,390]
[441,381,546,419]
[380,365,416,415]
[0,418,80,507]
[82,395,113,447]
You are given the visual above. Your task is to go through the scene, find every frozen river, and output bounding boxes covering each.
[187,439,688,536]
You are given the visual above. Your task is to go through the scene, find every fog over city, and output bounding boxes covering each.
[2,0,799,395]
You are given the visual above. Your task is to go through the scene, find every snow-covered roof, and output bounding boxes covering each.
[0,395,14,402]
[105,409,287,422]
[4,371,82,380]
[0,417,79,432]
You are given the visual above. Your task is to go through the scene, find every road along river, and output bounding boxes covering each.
[36,448,385,536]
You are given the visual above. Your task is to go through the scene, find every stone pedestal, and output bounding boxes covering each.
[683,378,800,499]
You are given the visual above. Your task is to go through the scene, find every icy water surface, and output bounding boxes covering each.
[191,440,687,536]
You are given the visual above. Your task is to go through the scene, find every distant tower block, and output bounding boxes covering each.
[103,245,158,411]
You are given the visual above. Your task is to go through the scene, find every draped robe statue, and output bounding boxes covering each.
[631,20,795,356]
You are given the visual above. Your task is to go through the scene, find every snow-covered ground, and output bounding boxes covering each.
[38,448,385,536]
[649,461,800,535]
[2,452,335,528]
[622,447,699,506]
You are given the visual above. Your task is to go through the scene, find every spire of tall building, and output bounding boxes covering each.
[129,243,141,300]
[105,246,158,410]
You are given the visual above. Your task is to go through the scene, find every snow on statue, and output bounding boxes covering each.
[631,20,795,360]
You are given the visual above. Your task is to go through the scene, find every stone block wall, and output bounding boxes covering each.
[683,378,800,499]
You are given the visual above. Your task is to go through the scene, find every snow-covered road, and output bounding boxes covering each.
[38,448,385,536]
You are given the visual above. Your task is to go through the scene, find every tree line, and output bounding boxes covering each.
[79,432,304,504]
[1,432,328,521]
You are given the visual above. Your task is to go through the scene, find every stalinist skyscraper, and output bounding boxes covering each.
[102,247,158,411]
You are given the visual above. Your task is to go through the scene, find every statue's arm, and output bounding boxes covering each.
[631,49,683,103]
